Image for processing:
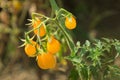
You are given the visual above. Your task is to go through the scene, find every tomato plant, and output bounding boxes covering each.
[20,0,120,80]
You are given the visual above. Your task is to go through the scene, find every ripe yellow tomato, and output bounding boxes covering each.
[24,40,39,57]
[33,19,46,37]
[47,36,60,54]
[37,52,56,69]
[65,16,76,29]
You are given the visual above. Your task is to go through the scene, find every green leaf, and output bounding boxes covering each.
[69,68,79,80]
[85,40,90,47]
[76,41,80,48]
[77,65,90,80]
[79,47,87,57]
[106,65,120,80]
[102,37,110,43]
[72,56,82,64]
[115,45,120,55]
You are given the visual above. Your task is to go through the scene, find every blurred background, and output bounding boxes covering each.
[0,0,120,80]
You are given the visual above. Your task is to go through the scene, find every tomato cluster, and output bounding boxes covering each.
[23,18,61,69]
[22,13,76,69]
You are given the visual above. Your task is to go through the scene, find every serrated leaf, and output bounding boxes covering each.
[69,68,79,80]
[76,41,80,48]
[72,57,81,64]
[102,38,110,42]
[115,45,120,55]
[85,40,90,47]
[80,48,87,57]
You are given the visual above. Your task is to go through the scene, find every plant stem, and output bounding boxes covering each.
[49,0,59,14]
[55,20,75,56]
[32,13,49,19]
[49,0,76,56]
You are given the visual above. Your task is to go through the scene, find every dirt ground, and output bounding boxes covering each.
[0,61,69,80]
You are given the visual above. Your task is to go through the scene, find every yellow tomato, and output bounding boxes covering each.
[37,52,56,69]
[33,19,46,37]
[47,36,60,54]
[65,16,76,29]
[24,40,39,57]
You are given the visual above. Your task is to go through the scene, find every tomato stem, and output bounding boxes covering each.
[49,0,59,14]
[32,13,49,19]
[55,19,76,56]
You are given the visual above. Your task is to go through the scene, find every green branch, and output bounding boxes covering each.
[49,0,59,14]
